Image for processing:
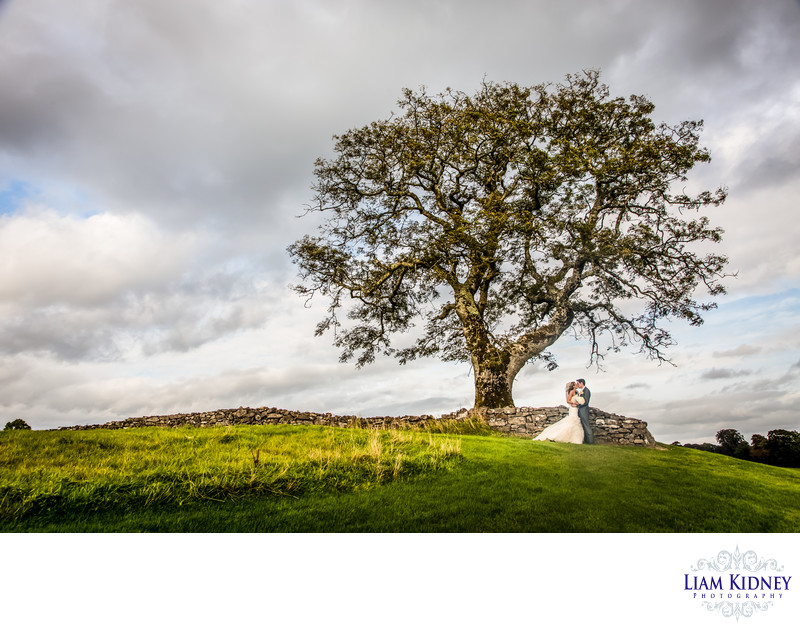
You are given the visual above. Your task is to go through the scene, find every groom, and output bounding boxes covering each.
[575,378,594,444]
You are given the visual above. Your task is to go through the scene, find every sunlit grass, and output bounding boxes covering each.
[0,425,461,524]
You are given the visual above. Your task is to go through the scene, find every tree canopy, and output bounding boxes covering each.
[3,419,31,431]
[289,70,728,408]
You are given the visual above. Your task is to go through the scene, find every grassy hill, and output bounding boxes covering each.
[2,422,799,532]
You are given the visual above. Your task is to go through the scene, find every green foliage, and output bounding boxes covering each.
[765,429,800,467]
[3,419,31,431]
[715,428,746,456]
[732,442,752,460]
[289,69,729,407]
[0,425,461,525]
[750,433,769,463]
[751,434,768,449]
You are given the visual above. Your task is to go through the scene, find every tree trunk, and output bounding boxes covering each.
[473,360,515,409]
[455,292,517,408]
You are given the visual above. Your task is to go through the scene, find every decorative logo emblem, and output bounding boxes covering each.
[685,546,791,620]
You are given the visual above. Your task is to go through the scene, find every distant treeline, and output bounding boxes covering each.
[674,429,800,468]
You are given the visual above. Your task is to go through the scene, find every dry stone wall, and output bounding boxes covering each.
[54,404,657,447]
[477,406,657,447]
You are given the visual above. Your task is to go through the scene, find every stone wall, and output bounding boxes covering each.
[54,406,440,431]
[477,406,657,447]
[53,404,657,447]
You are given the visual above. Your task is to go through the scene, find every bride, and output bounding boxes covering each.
[533,381,584,444]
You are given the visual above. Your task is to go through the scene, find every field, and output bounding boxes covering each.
[2,422,799,532]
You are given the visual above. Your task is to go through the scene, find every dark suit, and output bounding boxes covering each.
[577,387,594,444]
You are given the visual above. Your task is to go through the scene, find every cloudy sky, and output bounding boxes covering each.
[1,0,799,444]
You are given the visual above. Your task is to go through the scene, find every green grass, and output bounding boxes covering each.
[2,423,799,532]
[0,425,461,526]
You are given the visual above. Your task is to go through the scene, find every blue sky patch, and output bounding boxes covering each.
[0,179,35,216]
[0,178,101,218]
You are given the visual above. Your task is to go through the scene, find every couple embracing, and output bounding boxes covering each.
[533,379,594,445]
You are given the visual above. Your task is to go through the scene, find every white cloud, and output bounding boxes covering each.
[0,206,277,360]
[0,207,195,306]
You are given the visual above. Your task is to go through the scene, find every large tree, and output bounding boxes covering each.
[288,71,728,409]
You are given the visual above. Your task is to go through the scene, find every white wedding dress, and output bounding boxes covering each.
[533,405,584,444]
